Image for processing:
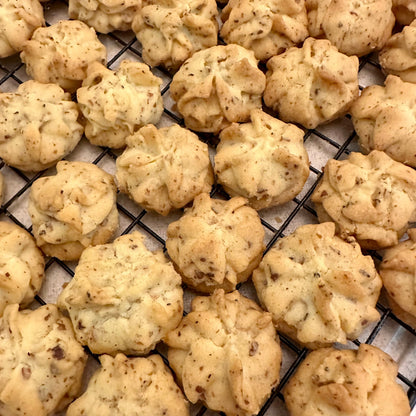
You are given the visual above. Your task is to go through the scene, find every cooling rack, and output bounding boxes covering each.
[0,1,415,415]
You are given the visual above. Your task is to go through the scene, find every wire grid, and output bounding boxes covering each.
[0,2,416,415]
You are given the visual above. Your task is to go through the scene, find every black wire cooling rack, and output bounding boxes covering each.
[0,1,415,415]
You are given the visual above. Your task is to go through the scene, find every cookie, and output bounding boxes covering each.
[0,0,44,58]
[306,0,395,57]
[0,171,4,205]
[379,228,416,328]
[253,222,381,348]
[166,193,265,293]
[132,0,218,70]
[0,221,44,317]
[284,344,411,416]
[351,75,416,167]
[20,20,107,92]
[170,44,266,133]
[214,109,309,210]
[0,80,84,172]
[67,353,189,416]
[393,0,416,25]
[264,37,359,129]
[57,231,183,355]
[379,19,416,84]
[77,60,163,149]
[164,289,281,416]
[0,303,87,416]
[69,0,141,33]
[116,123,214,215]
[311,151,416,250]
[220,0,308,61]
[29,161,119,261]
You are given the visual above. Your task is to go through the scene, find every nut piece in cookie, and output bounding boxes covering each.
[0,80,83,172]
[166,194,265,293]
[77,61,163,149]
[0,304,87,416]
[306,0,395,57]
[116,124,214,215]
[253,222,381,348]
[220,0,308,61]
[170,44,266,133]
[351,75,416,167]
[165,289,281,416]
[29,161,119,261]
[379,228,416,329]
[0,221,44,317]
[392,0,416,25]
[284,344,411,416]
[264,37,359,129]
[132,0,218,70]
[312,151,416,250]
[57,231,183,355]
[67,353,189,416]
[21,20,107,92]
[379,19,416,84]
[215,109,309,210]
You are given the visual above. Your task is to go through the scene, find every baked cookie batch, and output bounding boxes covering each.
[0,0,414,415]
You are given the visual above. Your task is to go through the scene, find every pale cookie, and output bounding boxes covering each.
[20,20,107,92]
[67,353,189,416]
[306,0,395,57]
[393,0,416,25]
[57,231,183,355]
[253,222,381,348]
[29,161,118,261]
[69,0,141,34]
[215,109,309,210]
[220,0,308,61]
[0,80,83,172]
[77,61,163,149]
[284,344,411,416]
[0,0,44,58]
[116,124,214,215]
[0,303,87,416]
[0,221,44,317]
[379,228,416,329]
[132,0,218,70]
[165,289,281,416]
[166,193,265,293]
[170,44,266,133]
[264,37,359,129]
[311,150,416,250]
[351,75,416,167]
[379,19,416,84]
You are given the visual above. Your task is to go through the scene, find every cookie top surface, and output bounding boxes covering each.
[170,44,266,133]
[116,123,214,215]
[253,222,381,348]
[77,60,163,148]
[351,75,416,167]
[0,221,44,317]
[215,109,309,210]
[0,0,44,58]
[20,19,107,92]
[67,353,189,416]
[0,80,83,172]
[284,344,411,416]
[220,0,308,61]
[164,289,281,416]
[132,0,218,70]
[28,160,118,261]
[392,0,416,25]
[379,19,416,84]
[57,231,183,355]
[166,193,265,293]
[306,0,395,56]
[0,303,87,416]
[264,37,359,129]
[311,150,416,250]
